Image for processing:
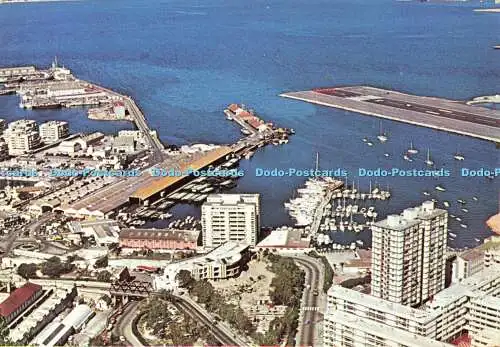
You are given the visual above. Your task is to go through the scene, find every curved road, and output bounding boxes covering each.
[291,256,324,347]
[115,301,145,347]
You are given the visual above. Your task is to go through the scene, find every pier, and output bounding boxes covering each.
[281,86,500,143]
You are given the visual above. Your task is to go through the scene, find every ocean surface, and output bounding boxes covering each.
[0,0,498,248]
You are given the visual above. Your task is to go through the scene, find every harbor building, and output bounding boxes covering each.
[371,201,447,306]
[46,82,86,98]
[5,119,42,155]
[153,242,251,291]
[201,193,260,248]
[119,228,199,251]
[323,265,500,347]
[39,121,69,143]
[68,220,120,246]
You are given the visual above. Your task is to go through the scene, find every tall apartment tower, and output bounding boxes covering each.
[39,120,69,143]
[201,194,260,248]
[371,201,448,307]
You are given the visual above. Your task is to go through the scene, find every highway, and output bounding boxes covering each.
[290,256,324,347]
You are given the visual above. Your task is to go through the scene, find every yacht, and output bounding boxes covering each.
[377,122,388,143]
[443,201,450,208]
[457,199,466,204]
[362,137,368,143]
[384,153,390,158]
[449,232,457,238]
[367,141,374,147]
[460,224,468,229]
[435,185,446,192]
[425,148,434,166]
[472,196,478,202]
[403,154,413,162]
[407,141,419,154]
[454,152,465,161]
[423,191,430,196]
[461,208,469,213]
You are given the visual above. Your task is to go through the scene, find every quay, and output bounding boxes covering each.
[281,86,500,143]
[0,62,165,162]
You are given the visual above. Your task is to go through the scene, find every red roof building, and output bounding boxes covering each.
[0,282,43,323]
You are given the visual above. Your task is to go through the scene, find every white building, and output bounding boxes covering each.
[46,82,86,98]
[452,248,484,284]
[323,265,500,347]
[201,194,260,248]
[153,242,250,291]
[39,121,69,143]
[371,201,447,306]
[68,219,119,246]
[5,120,41,155]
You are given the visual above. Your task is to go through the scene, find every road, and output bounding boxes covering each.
[1,212,53,255]
[291,256,324,347]
[115,301,144,347]
[172,294,251,346]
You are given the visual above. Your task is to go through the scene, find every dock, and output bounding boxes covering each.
[281,86,500,143]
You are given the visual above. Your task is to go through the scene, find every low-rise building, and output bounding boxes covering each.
[112,135,135,154]
[46,82,86,97]
[119,228,199,251]
[0,282,43,324]
[154,242,251,291]
[68,219,120,246]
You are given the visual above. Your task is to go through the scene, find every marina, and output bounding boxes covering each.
[280,86,500,143]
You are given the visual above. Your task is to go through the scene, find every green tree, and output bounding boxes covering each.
[0,317,11,345]
[175,269,194,288]
[95,255,108,268]
[189,280,214,304]
[17,263,38,279]
[41,257,74,278]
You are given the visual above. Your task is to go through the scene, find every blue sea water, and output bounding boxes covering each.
[0,0,498,248]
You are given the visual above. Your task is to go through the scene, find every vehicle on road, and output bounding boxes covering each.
[313,289,319,296]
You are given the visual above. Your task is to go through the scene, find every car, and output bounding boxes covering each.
[305,320,311,325]
[312,289,319,296]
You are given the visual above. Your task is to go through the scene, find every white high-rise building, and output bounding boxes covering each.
[371,201,447,306]
[39,121,69,143]
[201,194,260,248]
[5,120,41,155]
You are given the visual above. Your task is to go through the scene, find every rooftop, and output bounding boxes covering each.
[120,228,199,243]
[0,282,42,318]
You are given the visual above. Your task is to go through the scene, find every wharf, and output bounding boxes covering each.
[281,86,500,143]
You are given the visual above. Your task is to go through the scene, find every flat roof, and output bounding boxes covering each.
[130,146,232,200]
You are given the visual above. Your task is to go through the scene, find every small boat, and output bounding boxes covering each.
[450,214,456,218]
[457,199,466,204]
[474,238,481,243]
[404,154,413,162]
[456,217,462,222]
[362,137,368,143]
[367,141,374,147]
[425,148,434,166]
[241,128,252,135]
[407,141,419,154]
[443,201,450,208]
[435,185,446,192]
[472,196,478,201]
[449,232,456,238]
[454,153,465,161]
[460,224,468,229]
[461,208,469,213]
[384,153,390,157]
[377,122,388,143]
[423,191,430,196]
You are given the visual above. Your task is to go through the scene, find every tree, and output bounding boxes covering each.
[41,257,74,278]
[0,317,11,345]
[175,270,194,288]
[17,263,38,279]
[189,280,214,304]
[95,255,108,268]
[97,270,112,282]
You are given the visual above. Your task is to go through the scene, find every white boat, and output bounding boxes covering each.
[423,191,430,196]
[449,232,457,238]
[472,196,478,201]
[474,238,481,243]
[450,214,456,218]
[454,153,465,161]
[456,217,462,222]
[461,208,469,213]
[403,154,413,162]
[457,199,466,204]
[407,141,419,154]
[460,224,468,229]
[425,148,434,166]
[377,121,388,143]
[384,153,390,157]
[367,141,374,147]
[443,201,450,208]
[435,185,446,192]
[362,137,368,143]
